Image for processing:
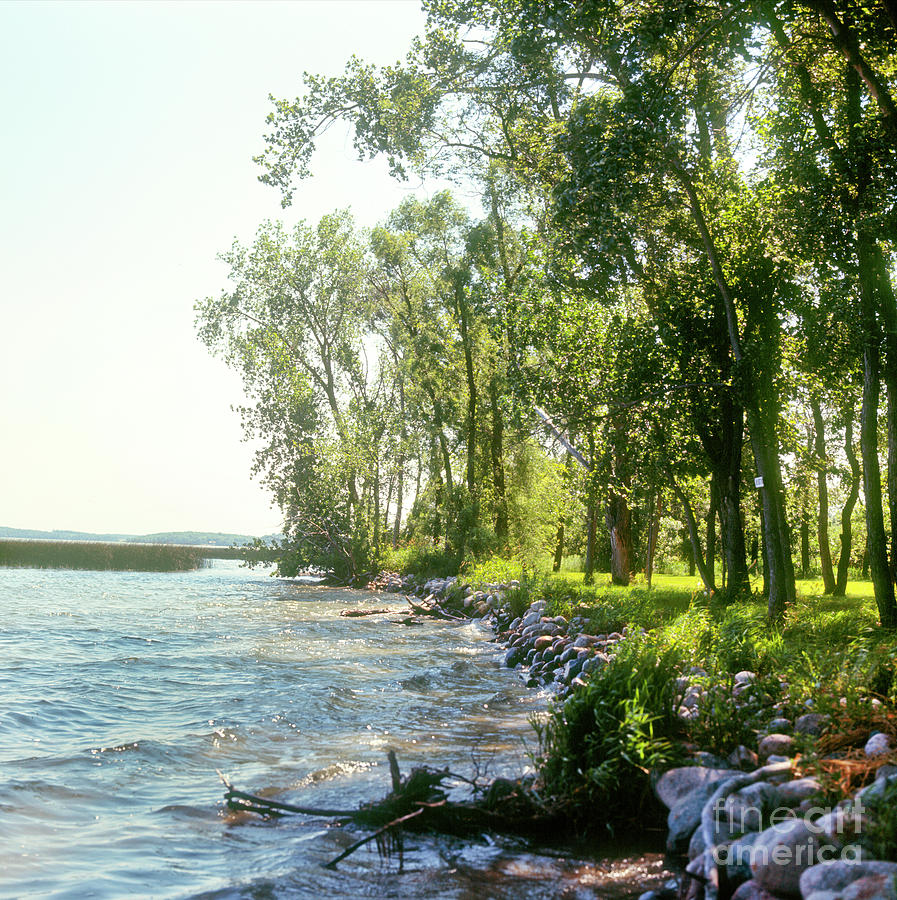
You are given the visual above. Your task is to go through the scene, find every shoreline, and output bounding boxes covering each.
[364,571,897,900]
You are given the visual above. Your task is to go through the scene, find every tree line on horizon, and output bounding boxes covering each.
[196,0,897,625]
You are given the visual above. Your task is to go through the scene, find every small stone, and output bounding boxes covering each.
[735,670,757,684]
[864,732,891,757]
[534,635,554,651]
[728,745,759,769]
[504,647,523,668]
[767,717,793,734]
[758,733,794,759]
[795,713,830,737]
[730,880,779,900]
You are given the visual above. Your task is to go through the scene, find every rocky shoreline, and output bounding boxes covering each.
[368,571,897,900]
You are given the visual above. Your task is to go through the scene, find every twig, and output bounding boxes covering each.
[322,806,426,869]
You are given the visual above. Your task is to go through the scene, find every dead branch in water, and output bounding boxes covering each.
[219,753,564,868]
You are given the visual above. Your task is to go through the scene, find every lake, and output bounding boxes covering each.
[0,560,580,898]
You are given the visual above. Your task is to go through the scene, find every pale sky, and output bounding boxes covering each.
[1,0,435,536]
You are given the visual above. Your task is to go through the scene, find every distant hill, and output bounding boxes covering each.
[0,527,279,547]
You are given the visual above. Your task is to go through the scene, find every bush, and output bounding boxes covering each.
[532,637,685,829]
[377,542,461,578]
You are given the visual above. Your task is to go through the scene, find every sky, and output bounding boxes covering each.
[0,0,440,537]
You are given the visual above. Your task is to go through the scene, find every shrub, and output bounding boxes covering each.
[532,637,685,829]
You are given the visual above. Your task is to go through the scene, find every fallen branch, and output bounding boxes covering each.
[323,805,427,868]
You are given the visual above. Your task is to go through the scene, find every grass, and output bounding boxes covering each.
[524,562,897,815]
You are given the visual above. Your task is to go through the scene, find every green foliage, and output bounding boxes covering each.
[377,541,460,579]
[532,637,684,825]
[857,778,897,862]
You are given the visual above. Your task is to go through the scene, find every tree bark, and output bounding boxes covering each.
[706,475,718,585]
[811,397,836,593]
[489,375,508,542]
[859,237,897,626]
[605,492,632,586]
[834,401,860,597]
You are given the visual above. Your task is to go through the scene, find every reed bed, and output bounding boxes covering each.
[0,539,209,572]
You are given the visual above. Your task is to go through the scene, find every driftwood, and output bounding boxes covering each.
[339,608,392,617]
[405,595,467,621]
[221,752,563,868]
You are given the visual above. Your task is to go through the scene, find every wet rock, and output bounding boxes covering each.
[759,733,794,759]
[720,782,781,834]
[800,861,897,899]
[794,713,830,737]
[504,646,523,668]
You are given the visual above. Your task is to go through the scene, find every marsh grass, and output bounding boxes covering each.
[0,539,210,572]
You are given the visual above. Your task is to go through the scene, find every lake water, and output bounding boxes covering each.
[2,560,655,899]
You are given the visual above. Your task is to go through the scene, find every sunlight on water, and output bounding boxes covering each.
[0,561,567,899]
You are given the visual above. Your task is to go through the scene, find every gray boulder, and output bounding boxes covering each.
[750,818,837,896]
[800,860,897,899]
[654,766,740,811]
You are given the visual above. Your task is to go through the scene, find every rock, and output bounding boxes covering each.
[561,656,585,683]
[720,782,781,834]
[504,646,523,668]
[750,818,837,896]
[776,778,821,806]
[666,773,740,854]
[735,671,757,684]
[800,861,897,899]
[759,733,794,759]
[842,873,897,900]
[729,745,760,769]
[864,732,891,757]
[714,831,762,887]
[730,880,779,900]
[768,717,793,734]
[654,766,740,811]
[795,713,830,737]
[534,635,554,651]
[876,764,897,782]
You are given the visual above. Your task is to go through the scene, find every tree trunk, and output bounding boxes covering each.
[800,520,810,578]
[489,375,508,542]
[811,397,836,593]
[676,165,793,618]
[859,239,897,626]
[834,402,860,597]
[454,278,477,498]
[553,520,565,572]
[706,476,718,585]
[671,478,714,591]
[646,495,662,588]
[584,502,597,585]
[605,492,632,586]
